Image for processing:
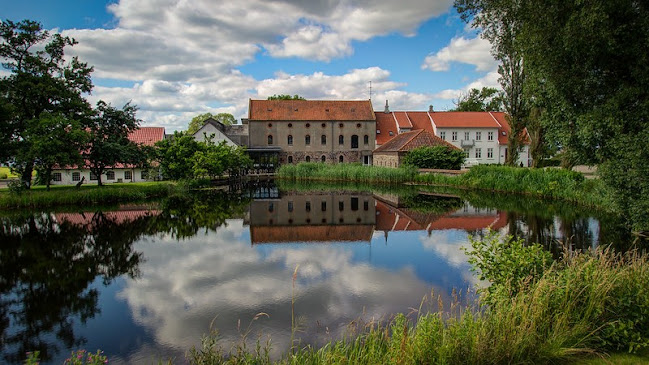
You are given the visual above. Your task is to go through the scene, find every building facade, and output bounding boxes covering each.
[373,129,460,168]
[192,117,249,147]
[375,104,530,167]
[247,99,376,165]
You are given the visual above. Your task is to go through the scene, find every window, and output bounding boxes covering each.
[364,135,369,145]
[321,201,327,211]
[376,129,381,134]
[475,148,482,159]
[140,171,148,180]
[464,148,470,158]
[464,131,470,140]
[306,123,310,128]
[306,201,311,212]
[106,171,115,180]
[288,156,293,163]
[356,123,361,128]
[321,155,326,162]
[288,123,293,128]
[339,135,344,145]
[72,172,80,181]
[339,123,344,128]
[487,148,493,159]
[351,197,359,211]
[124,170,132,180]
[268,202,274,212]
[305,135,311,145]
[305,156,311,162]
[321,123,326,128]
[389,131,394,136]
[364,200,369,211]
[53,172,62,182]
[476,131,481,141]
[288,135,293,145]
[339,201,344,211]
[351,135,359,149]
[452,131,458,141]
[321,135,326,145]
[440,131,446,140]
[488,131,494,141]
[339,155,344,163]
[288,201,294,212]
[267,135,273,144]
[267,123,272,128]
[90,172,98,180]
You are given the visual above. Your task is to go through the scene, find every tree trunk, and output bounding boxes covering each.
[21,162,34,189]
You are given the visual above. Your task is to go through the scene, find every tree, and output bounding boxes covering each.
[402,146,466,170]
[156,132,204,180]
[455,0,530,167]
[32,113,87,190]
[186,112,237,135]
[267,94,306,100]
[0,20,93,188]
[453,87,504,112]
[83,101,140,186]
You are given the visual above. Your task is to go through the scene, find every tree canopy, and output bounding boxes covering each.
[267,94,306,100]
[453,87,504,112]
[402,146,465,170]
[187,112,236,135]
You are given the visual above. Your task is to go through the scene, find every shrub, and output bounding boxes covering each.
[402,145,465,170]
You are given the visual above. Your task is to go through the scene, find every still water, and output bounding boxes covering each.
[0,182,622,364]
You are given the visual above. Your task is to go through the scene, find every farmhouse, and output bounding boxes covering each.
[375,103,530,166]
[50,127,165,185]
[372,129,460,168]
[192,117,249,147]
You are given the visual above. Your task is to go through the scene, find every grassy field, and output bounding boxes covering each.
[0,166,18,179]
[0,182,179,209]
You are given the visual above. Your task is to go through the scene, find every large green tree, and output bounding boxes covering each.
[453,87,504,112]
[455,0,529,167]
[82,101,140,186]
[186,112,236,135]
[0,19,93,188]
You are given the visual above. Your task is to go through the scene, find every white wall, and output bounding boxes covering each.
[193,123,236,146]
[436,127,530,167]
[50,168,154,185]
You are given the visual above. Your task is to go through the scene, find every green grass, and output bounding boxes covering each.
[572,352,649,364]
[0,166,18,179]
[277,162,417,184]
[0,182,179,209]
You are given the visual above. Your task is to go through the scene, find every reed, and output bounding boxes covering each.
[277,163,416,184]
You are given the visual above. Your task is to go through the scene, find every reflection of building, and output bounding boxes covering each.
[375,198,508,237]
[249,191,376,244]
[55,205,161,229]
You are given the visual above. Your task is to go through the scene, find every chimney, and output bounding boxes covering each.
[384,100,390,113]
[428,105,434,113]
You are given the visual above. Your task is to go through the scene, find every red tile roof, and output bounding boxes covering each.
[375,112,399,145]
[56,209,161,228]
[248,99,375,121]
[429,112,502,128]
[128,127,166,146]
[490,112,530,145]
[407,112,434,131]
[394,112,413,128]
[374,129,459,153]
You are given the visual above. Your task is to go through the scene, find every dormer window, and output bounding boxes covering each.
[377,130,381,134]
[389,131,394,136]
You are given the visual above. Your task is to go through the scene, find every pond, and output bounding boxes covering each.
[0,181,630,364]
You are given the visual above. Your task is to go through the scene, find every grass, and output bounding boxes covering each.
[0,166,18,179]
[0,181,179,209]
[277,162,417,184]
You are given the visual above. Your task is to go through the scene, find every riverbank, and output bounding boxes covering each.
[0,182,179,209]
[278,163,615,212]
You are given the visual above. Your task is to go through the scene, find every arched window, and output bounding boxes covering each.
[268,135,273,145]
[288,155,293,163]
[364,135,369,145]
[339,135,344,145]
[321,155,326,162]
[321,135,326,145]
[305,135,311,145]
[287,135,293,145]
[306,156,311,162]
[351,135,359,149]
[339,155,344,163]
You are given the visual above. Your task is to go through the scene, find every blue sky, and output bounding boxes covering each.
[2,0,499,132]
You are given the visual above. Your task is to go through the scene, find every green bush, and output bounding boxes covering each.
[0,172,7,179]
[402,145,465,170]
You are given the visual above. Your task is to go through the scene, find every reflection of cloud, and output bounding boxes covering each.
[419,230,478,285]
[119,219,441,359]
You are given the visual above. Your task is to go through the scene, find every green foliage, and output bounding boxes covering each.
[187,112,236,135]
[452,87,504,112]
[402,145,465,170]
[464,230,553,305]
[267,94,306,100]
[64,350,108,365]
[278,163,416,184]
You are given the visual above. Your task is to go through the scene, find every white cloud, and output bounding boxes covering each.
[422,36,496,72]
[431,71,501,102]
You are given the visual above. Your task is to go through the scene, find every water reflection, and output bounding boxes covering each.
[0,184,616,364]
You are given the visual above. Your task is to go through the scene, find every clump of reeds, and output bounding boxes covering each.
[277,163,416,184]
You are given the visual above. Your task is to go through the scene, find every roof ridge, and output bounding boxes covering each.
[488,111,502,128]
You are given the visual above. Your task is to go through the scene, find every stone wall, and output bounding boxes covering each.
[373,152,400,168]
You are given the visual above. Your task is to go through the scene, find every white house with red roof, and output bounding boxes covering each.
[50,127,166,185]
[375,102,529,167]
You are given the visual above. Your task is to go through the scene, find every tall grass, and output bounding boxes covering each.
[277,163,416,184]
[187,243,649,364]
[0,182,178,209]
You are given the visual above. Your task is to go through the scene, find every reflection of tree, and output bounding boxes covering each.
[153,190,250,239]
[0,212,146,364]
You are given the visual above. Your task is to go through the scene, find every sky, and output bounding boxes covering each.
[1,0,499,132]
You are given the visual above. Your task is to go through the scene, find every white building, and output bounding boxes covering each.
[375,104,530,167]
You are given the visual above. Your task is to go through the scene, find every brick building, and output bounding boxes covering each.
[247,99,376,165]
[373,129,459,168]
